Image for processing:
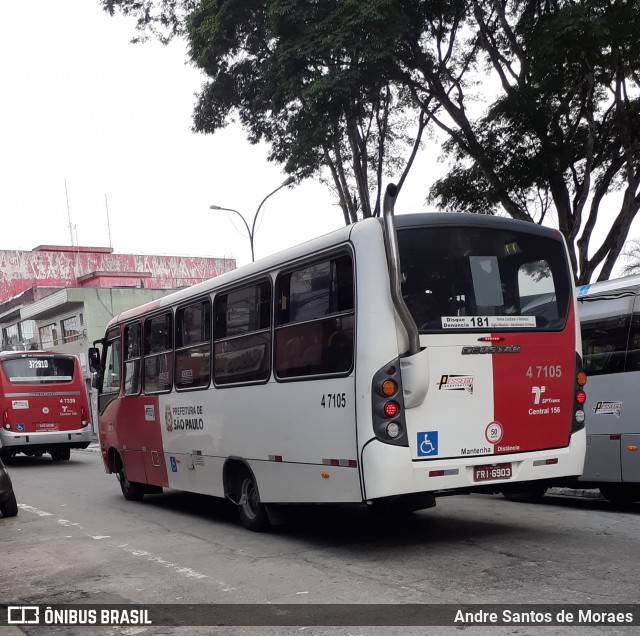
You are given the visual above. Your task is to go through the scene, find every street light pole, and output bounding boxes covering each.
[208,204,255,262]
[210,176,295,262]
[249,176,296,255]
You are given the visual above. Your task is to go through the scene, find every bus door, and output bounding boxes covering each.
[99,328,146,483]
[139,313,172,488]
[398,225,577,466]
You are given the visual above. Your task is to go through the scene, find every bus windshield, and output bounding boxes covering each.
[397,226,571,332]
[1,356,76,384]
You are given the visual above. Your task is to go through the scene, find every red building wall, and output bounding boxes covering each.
[0,245,235,304]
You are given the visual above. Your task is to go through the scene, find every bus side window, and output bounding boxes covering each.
[144,312,173,394]
[214,281,271,385]
[124,322,142,396]
[625,313,640,372]
[175,299,211,390]
[102,335,122,394]
[582,316,630,376]
[275,254,354,379]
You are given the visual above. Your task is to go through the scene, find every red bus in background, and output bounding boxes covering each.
[0,351,92,461]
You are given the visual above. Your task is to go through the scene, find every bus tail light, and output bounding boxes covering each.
[383,401,399,418]
[2,409,11,429]
[80,406,89,428]
[379,379,397,397]
[571,353,586,434]
[386,422,402,439]
[371,358,408,447]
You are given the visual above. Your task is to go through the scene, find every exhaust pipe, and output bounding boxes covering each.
[382,183,421,356]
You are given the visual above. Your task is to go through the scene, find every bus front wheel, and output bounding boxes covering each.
[118,467,145,502]
[236,470,269,532]
[599,484,640,506]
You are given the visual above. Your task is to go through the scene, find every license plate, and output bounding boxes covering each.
[36,422,57,429]
[474,463,512,482]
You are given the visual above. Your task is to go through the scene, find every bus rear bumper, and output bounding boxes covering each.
[362,429,587,499]
[0,428,92,450]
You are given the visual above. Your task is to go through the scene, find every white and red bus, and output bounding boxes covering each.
[90,185,586,530]
[0,351,92,461]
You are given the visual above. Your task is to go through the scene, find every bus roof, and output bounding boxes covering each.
[577,274,640,299]
[0,351,78,361]
[394,212,563,240]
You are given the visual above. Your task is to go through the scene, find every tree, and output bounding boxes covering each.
[392,0,640,285]
[102,0,428,224]
[619,238,640,276]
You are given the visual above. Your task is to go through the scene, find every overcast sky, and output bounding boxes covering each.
[0,1,443,268]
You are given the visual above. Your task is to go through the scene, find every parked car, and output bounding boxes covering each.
[0,457,18,517]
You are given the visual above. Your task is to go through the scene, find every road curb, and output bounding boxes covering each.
[550,487,602,499]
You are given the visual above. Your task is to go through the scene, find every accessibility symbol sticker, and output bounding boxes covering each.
[170,456,177,472]
[417,431,439,457]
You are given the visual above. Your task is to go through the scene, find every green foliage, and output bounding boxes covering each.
[421,0,640,283]
[188,0,422,220]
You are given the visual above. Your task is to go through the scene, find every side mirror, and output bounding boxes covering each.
[91,371,101,389]
[88,347,102,374]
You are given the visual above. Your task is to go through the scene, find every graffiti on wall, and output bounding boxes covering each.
[0,246,235,303]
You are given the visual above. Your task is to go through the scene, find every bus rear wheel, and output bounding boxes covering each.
[236,470,269,532]
[118,467,145,502]
[599,484,640,506]
[0,492,18,518]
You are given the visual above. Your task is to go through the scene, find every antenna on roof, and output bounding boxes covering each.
[105,194,113,249]
[65,179,74,247]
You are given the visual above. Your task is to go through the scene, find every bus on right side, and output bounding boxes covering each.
[505,274,640,505]
[575,275,640,505]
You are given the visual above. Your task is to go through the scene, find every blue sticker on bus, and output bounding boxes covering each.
[170,456,177,472]
[16,423,24,432]
[417,431,438,457]
[577,284,591,297]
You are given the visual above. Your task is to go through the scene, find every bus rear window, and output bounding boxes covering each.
[397,226,571,332]
[2,356,75,384]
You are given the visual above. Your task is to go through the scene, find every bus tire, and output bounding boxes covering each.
[502,484,548,503]
[599,484,640,506]
[236,470,269,532]
[50,448,65,462]
[61,447,71,461]
[0,492,18,518]
[118,466,145,502]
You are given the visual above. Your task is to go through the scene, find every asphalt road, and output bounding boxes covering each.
[1,449,639,635]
